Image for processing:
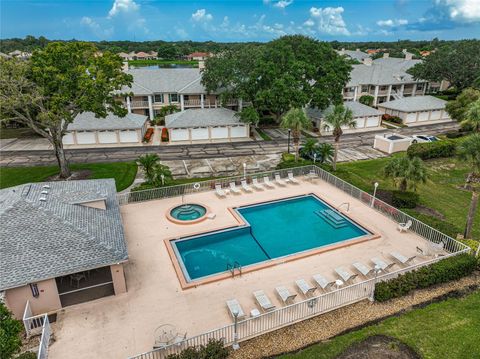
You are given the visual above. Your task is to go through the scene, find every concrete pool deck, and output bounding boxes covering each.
[49,177,435,359]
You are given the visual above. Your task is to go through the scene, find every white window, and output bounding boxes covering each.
[154,94,164,103]
[169,94,179,103]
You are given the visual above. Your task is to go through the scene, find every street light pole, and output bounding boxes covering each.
[243,163,247,179]
[371,182,379,208]
[287,129,291,154]
[232,311,240,350]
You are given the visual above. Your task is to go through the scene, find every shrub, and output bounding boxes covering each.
[382,113,391,121]
[392,191,419,208]
[143,128,154,143]
[0,303,23,359]
[374,253,477,302]
[388,116,403,124]
[282,152,296,162]
[359,95,374,107]
[161,127,169,142]
[16,353,37,359]
[407,140,456,160]
[445,130,464,139]
[166,339,229,359]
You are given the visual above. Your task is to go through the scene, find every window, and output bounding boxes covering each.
[169,94,179,103]
[154,94,164,103]
[142,96,148,102]
[184,95,190,101]
[30,283,39,298]
[361,85,369,93]
[417,84,424,90]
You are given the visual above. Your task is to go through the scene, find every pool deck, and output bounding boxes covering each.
[49,177,435,359]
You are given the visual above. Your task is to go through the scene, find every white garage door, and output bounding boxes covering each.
[355,117,365,128]
[230,125,248,138]
[119,130,138,143]
[366,116,380,127]
[405,113,417,123]
[63,132,75,145]
[98,131,117,144]
[211,126,229,139]
[170,128,189,141]
[76,131,96,144]
[430,110,442,120]
[191,128,209,140]
[418,111,430,122]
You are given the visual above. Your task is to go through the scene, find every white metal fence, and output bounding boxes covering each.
[23,301,52,359]
[124,165,471,359]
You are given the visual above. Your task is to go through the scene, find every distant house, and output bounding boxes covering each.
[337,48,369,62]
[420,50,432,57]
[186,52,211,61]
[8,50,31,59]
[0,179,128,319]
[134,51,157,60]
[118,52,135,61]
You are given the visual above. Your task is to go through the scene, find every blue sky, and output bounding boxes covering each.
[1,0,479,42]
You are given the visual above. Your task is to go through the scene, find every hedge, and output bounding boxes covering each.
[392,191,419,209]
[166,339,229,359]
[406,140,456,160]
[374,253,477,302]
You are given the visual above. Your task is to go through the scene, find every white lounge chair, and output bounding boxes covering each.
[226,299,245,320]
[306,170,318,182]
[371,257,395,272]
[295,279,317,297]
[274,173,287,187]
[253,290,276,312]
[390,251,416,265]
[397,220,412,232]
[215,184,226,198]
[287,172,300,184]
[241,179,253,193]
[275,286,297,304]
[352,262,375,277]
[312,274,335,291]
[229,182,241,194]
[263,176,275,189]
[251,177,264,191]
[335,267,358,283]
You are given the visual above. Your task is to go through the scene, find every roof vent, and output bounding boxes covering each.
[39,197,47,202]
[41,190,49,195]
[42,185,51,189]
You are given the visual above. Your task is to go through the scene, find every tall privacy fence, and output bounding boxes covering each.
[23,301,52,359]
[124,165,470,359]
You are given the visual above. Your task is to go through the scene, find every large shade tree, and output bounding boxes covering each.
[0,42,132,178]
[445,88,480,125]
[407,40,480,90]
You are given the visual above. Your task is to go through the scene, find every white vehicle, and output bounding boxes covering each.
[410,135,439,144]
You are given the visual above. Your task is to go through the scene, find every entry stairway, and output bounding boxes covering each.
[315,209,348,228]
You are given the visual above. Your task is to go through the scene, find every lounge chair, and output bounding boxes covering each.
[229,182,241,195]
[287,172,300,184]
[241,179,253,193]
[335,267,358,283]
[263,176,275,189]
[274,173,287,187]
[312,274,335,291]
[371,257,395,272]
[226,299,245,320]
[352,262,376,277]
[253,290,276,312]
[251,177,264,191]
[397,220,412,233]
[295,279,317,297]
[390,251,416,265]
[275,286,297,304]
[215,184,226,198]
[417,241,445,258]
[306,170,318,182]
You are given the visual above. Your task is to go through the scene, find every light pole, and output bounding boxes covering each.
[242,163,247,179]
[313,153,317,164]
[160,174,165,186]
[370,264,381,302]
[287,129,291,154]
[371,182,379,208]
[232,311,240,350]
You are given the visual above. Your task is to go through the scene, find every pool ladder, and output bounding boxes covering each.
[227,261,242,277]
[337,202,350,212]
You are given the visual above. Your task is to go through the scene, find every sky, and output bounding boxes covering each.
[1,0,479,42]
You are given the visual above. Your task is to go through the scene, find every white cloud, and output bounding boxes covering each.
[192,9,213,22]
[377,18,408,27]
[435,0,480,22]
[306,7,350,35]
[273,0,293,9]
[108,0,139,18]
[80,16,114,38]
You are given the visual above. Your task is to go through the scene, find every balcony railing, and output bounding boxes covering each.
[23,301,52,359]
[130,100,149,108]
[183,99,238,108]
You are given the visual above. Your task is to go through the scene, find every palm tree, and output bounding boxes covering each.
[136,153,160,183]
[150,164,173,187]
[457,134,480,238]
[316,143,334,164]
[321,105,356,170]
[300,138,318,159]
[462,99,480,132]
[383,156,427,192]
[280,108,312,161]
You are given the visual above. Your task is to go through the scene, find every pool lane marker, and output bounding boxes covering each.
[248,225,271,260]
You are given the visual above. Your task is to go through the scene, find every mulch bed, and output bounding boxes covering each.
[336,335,420,359]
[412,204,445,220]
[47,170,92,181]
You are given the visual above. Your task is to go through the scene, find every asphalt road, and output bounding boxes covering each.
[0,122,459,167]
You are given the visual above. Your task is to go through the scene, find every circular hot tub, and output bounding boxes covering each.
[167,204,208,224]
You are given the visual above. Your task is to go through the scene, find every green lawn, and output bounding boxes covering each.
[256,128,272,141]
[334,156,480,239]
[0,162,137,192]
[280,290,480,359]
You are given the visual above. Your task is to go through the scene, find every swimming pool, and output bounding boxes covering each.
[171,194,372,282]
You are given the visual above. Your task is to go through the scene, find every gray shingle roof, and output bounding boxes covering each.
[165,108,242,128]
[307,101,382,120]
[67,112,147,131]
[338,50,369,61]
[377,95,447,112]
[0,179,128,290]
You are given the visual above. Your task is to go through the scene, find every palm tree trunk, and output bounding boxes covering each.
[294,130,300,161]
[464,190,479,239]
[333,139,339,171]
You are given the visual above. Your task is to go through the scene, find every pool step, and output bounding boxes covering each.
[315,209,348,229]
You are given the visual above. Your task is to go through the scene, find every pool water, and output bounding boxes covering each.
[172,195,370,281]
[170,204,207,221]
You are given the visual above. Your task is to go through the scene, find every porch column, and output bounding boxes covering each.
[412,83,417,97]
[400,84,405,97]
[373,86,379,106]
[94,131,99,144]
[238,98,243,111]
[126,96,132,113]
[73,131,78,145]
[215,97,218,108]
[353,87,358,101]
[387,85,392,101]
[180,94,185,111]
[110,264,127,295]
[147,95,154,120]
[115,130,120,143]
[201,94,205,109]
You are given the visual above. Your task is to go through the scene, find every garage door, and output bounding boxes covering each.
[170,128,189,141]
[430,110,442,120]
[355,117,365,128]
[418,111,429,122]
[405,113,417,123]
[62,132,75,145]
[98,131,117,144]
[230,125,247,138]
[76,131,96,144]
[366,116,380,127]
[191,128,209,140]
[119,130,138,143]
[211,126,228,139]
